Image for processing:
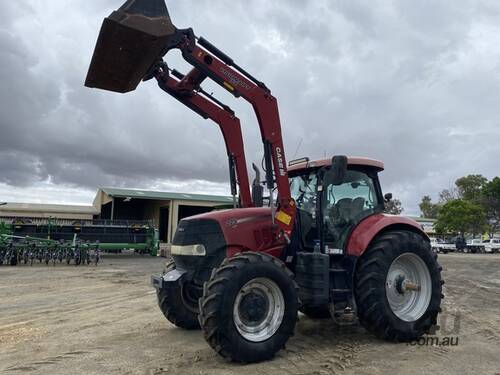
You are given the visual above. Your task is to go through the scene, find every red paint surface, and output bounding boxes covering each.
[187,210,426,260]
[346,214,427,257]
[186,208,286,257]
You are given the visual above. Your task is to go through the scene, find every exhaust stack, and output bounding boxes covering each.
[85,0,177,93]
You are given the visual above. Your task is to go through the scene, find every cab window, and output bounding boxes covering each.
[323,169,379,249]
[290,171,317,216]
[289,171,318,249]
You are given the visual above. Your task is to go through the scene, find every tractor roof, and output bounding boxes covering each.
[288,156,384,173]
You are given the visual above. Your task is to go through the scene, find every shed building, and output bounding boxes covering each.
[0,203,99,221]
[92,188,233,243]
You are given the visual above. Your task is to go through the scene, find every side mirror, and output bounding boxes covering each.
[384,193,393,202]
[324,155,348,186]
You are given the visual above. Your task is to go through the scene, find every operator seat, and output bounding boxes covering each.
[326,198,353,241]
[351,197,366,220]
[331,198,353,224]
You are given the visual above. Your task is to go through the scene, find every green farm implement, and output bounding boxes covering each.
[1,218,158,256]
[0,234,101,267]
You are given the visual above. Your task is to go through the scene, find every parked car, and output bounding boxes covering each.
[482,238,500,253]
[430,238,456,254]
[466,238,485,253]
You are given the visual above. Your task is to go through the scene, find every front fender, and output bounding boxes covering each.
[346,214,428,257]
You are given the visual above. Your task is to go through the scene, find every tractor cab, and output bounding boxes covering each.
[288,156,385,255]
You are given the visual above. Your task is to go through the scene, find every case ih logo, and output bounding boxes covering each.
[275,147,286,177]
[220,67,252,91]
[224,218,238,227]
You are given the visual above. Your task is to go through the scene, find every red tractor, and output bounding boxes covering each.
[86,0,443,363]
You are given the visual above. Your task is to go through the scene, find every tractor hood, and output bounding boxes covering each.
[185,207,272,228]
[170,207,279,279]
[177,207,278,254]
[85,0,177,93]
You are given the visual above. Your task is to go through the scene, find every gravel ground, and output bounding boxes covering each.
[1,252,499,375]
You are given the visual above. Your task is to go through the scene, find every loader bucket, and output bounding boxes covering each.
[85,0,177,93]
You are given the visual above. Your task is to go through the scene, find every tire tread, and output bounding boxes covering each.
[355,230,443,342]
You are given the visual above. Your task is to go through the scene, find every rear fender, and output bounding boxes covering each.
[346,214,428,257]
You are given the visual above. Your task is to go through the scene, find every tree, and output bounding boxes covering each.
[419,196,439,219]
[456,174,487,202]
[385,198,403,215]
[438,188,458,203]
[435,199,488,236]
[482,177,500,236]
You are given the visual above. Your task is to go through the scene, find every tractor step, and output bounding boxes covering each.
[331,307,358,326]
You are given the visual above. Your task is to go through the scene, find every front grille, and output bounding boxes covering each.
[172,219,226,282]
[173,219,226,252]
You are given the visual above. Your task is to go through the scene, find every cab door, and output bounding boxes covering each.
[321,168,382,254]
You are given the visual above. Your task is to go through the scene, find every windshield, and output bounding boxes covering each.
[289,171,318,217]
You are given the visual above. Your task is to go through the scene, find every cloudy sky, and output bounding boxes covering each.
[1,0,499,215]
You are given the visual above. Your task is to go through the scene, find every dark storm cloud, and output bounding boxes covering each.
[1,0,500,213]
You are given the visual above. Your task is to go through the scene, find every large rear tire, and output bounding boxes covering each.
[156,261,200,330]
[355,230,443,342]
[199,252,298,363]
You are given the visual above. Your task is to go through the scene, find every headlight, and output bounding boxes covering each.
[171,244,206,256]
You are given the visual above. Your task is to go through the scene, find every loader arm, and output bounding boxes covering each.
[85,0,296,241]
[152,64,252,208]
[169,31,296,240]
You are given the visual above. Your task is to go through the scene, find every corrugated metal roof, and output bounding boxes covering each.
[0,203,99,214]
[100,187,233,203]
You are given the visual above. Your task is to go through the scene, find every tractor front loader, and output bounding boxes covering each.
[86,0,443,363]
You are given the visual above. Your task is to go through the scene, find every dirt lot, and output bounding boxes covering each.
[1,253,499,375]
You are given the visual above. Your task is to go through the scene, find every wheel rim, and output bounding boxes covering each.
[385,253,432,322]
[233,277,285,342]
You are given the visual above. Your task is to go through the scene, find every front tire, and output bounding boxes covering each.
[156,261,200,330]
[199,252,298,363]
[355,230,443,342]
